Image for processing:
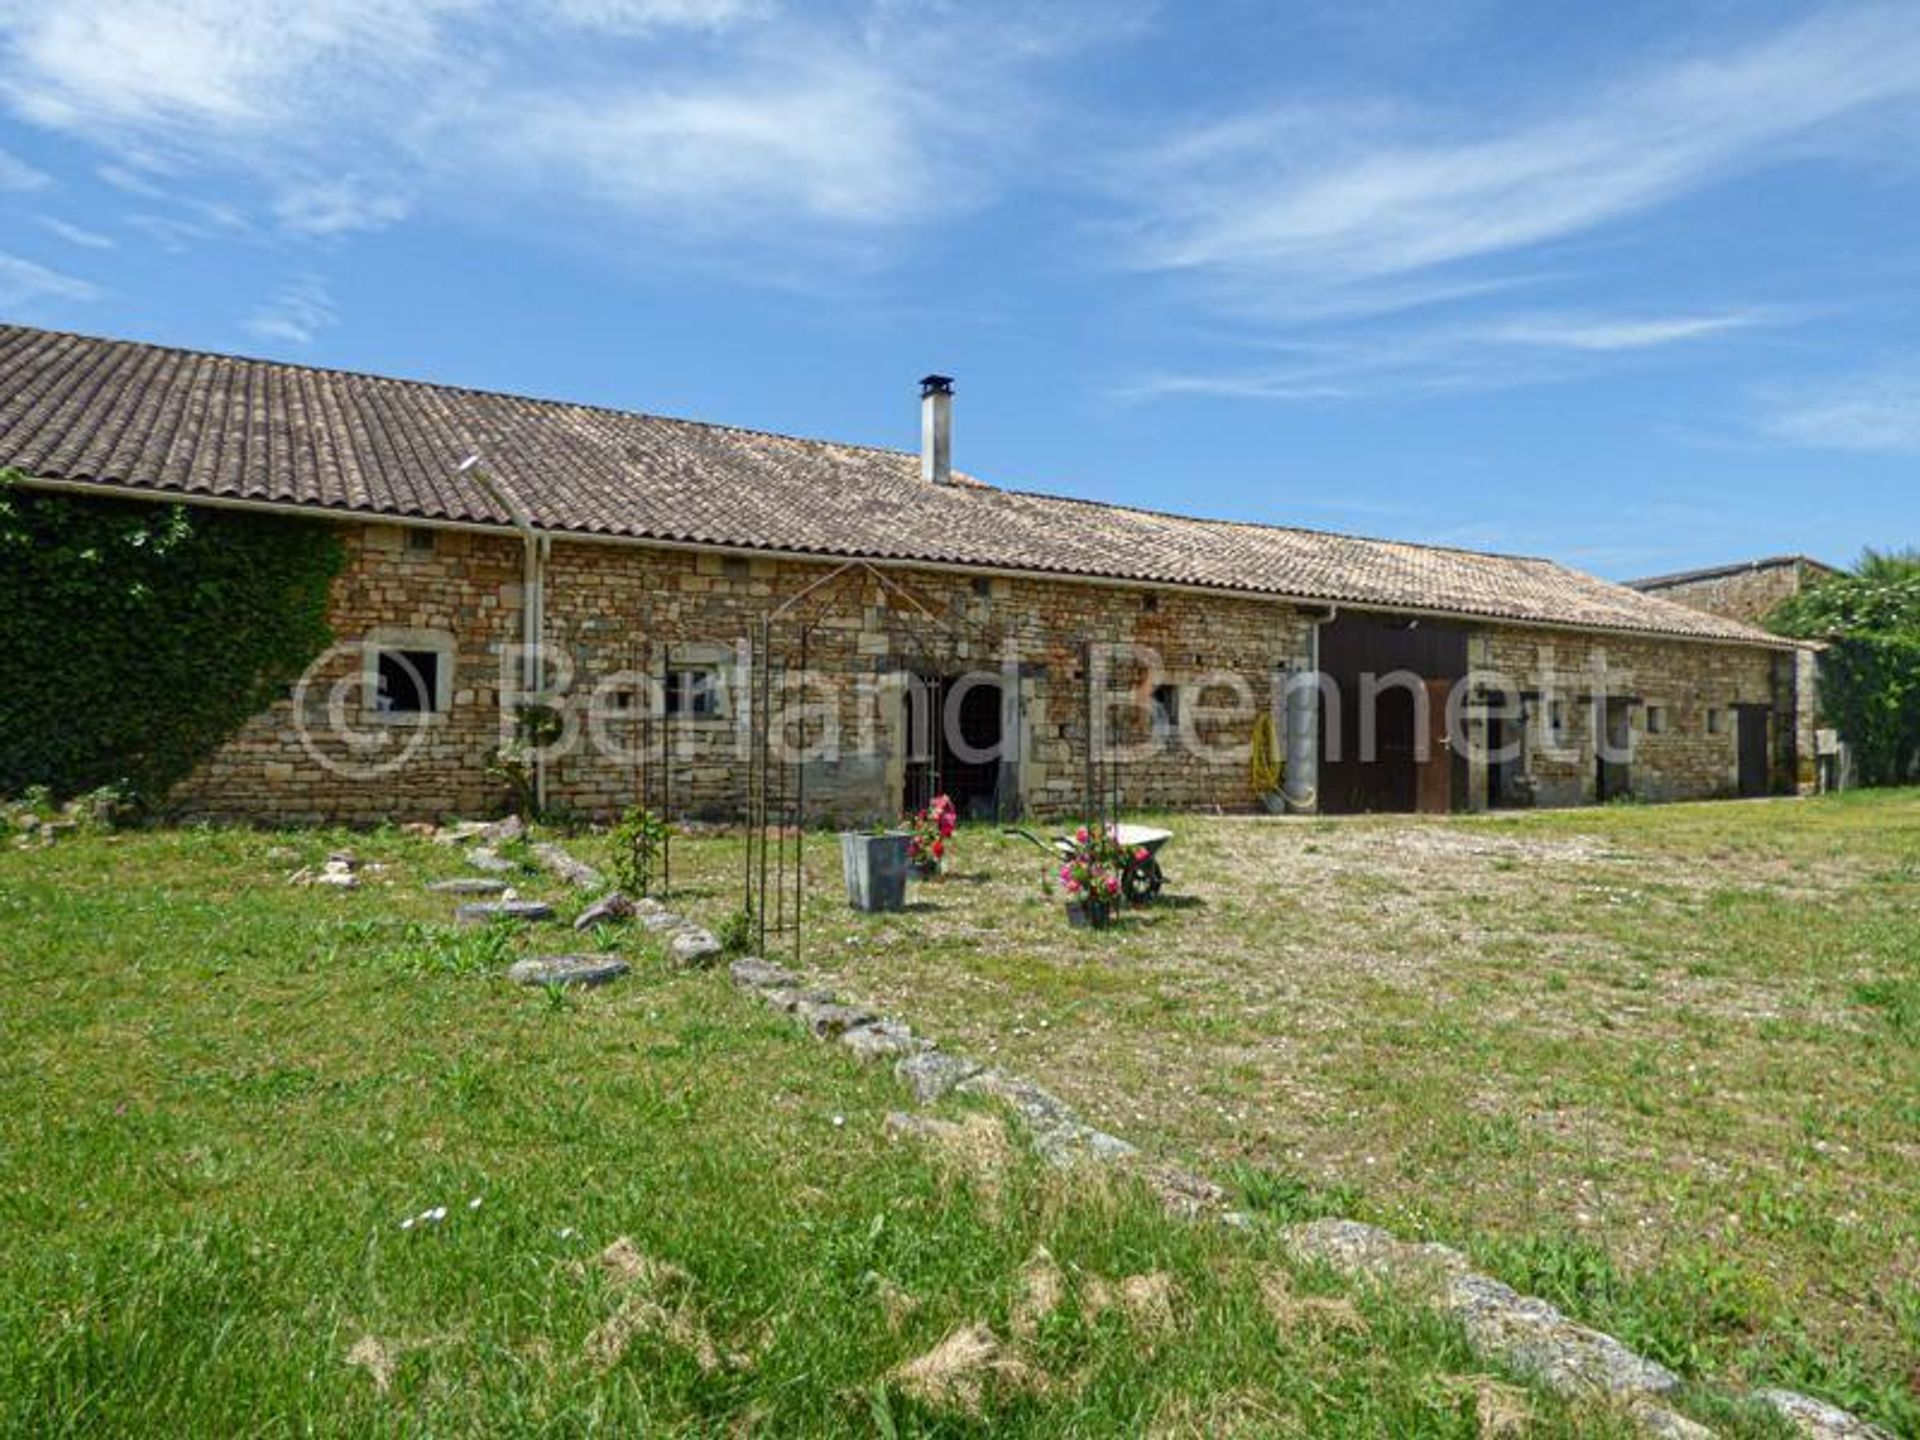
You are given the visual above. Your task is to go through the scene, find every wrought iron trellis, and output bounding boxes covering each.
[1078,635,1126,840]
[743,561,1003,965]
[620,636,683,899]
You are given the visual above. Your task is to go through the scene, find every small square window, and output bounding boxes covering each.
[1646,705,1668,735]
[1548,700,1569,737]
[1707,708,1727,736]
[721,557,751,581]
[1141,593,1159,614]
[666,667,724,719]
[406,528,437,553]
[608,688,637,712]
[972,576,992,599]
[376,649,441,714]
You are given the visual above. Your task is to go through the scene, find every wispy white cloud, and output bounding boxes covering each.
[1764,367,1920,453]
[491,61,936,231]
[0,144,47,188]
[1478,312,1760,352]
[0,0,1140,263]
[273,176,409,236]
[0,250,102,307]
[244,275,336,345]
[96,162,169,198]
[1120,308,1761,403]
[37,215,115,248]
[0,0,464,134]
[1117,6,1920,314]
[547,0,772,33]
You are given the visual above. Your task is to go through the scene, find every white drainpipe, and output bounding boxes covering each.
[456,454,549,813]
[1285,604,1336,812]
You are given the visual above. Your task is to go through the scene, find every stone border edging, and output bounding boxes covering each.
[535,841,1889,1440]
[712,949,1892,1440]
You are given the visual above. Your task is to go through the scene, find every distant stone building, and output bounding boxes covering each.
[0,325,1816,821]
[1627,556,1838,627]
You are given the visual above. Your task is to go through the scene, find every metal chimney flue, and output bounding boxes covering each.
[920,374,953,485]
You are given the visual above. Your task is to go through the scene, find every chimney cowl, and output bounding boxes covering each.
[920,373,954,485]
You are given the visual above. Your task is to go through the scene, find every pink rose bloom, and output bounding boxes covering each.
[1075,826,1089,844]
[1063,878,1080,895]
[1134,847,1150,861]
[1104,876,1120,895]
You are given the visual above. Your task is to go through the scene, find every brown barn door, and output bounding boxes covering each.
[1737,706,1770,797]
[1416,678,1453,814]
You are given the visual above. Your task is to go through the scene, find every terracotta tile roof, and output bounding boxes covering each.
[0,324,1785,646]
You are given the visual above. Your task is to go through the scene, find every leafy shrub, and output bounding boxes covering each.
[1770,548,1920,786]
[0,474,342,807]
[716,906,754,957]
[487,702,564,818]
[608,805,669,897]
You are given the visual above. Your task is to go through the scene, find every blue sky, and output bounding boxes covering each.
[0,0,1915,580]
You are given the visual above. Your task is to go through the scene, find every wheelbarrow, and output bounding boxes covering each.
[1006,823,1173,905]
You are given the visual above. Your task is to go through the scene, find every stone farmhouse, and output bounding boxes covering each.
[0,325,1814,824]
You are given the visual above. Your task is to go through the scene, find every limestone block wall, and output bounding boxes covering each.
[1478,628,1783,805]
[1638,561,1826,627]
[172,524,522,824]
[172,521,1801,824]
[176,522,1312,824]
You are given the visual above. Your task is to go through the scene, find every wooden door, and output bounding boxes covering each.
[1737,706,1770,797]
[1596,698,1633,801]
[1416,678,1452,814]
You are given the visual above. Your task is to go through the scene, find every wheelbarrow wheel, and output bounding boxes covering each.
[1122,856,1164,905]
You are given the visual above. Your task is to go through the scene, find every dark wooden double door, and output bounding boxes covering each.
[1319,614,1465,815]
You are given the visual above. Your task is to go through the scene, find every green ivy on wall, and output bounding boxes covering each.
[0,472,344,807]
[1770,549,1920,788]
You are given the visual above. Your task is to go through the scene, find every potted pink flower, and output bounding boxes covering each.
[906,793,957,878]
[1055,824,1127,928]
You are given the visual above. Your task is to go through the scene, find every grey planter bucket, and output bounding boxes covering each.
[841,831,912,912]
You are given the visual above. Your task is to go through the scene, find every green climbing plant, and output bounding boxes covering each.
[1769,548,1920,787]
[0,472,343,807]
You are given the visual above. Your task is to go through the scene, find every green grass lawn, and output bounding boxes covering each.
[650,791,1920,1436]
[0,824,1718,1436]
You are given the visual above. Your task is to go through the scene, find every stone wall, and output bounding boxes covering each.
[175,522,1314,824]
[173,522,1804,823]
[1637,560,1828,627]
[1478,627,1783,805]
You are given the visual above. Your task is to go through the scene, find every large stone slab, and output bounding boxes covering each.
[438,815,524,846]
[465,847,518,874]
[1028,1119,1137,1167]
[729,957,800,991]
[573,892,636,930]
[894,1049,982,1104]
[840,1019,923,1064]
[758,986,838,1016]
[427,877,510,896]
[668,928,723,969]
[955,1069,1076,1130]
[1753,1390,1896,1440]
[792,997,878,1039]
[456,900,555,926]
[1441,1272,1682,1401]
[532,841,605,892]
[508,954,630,988]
